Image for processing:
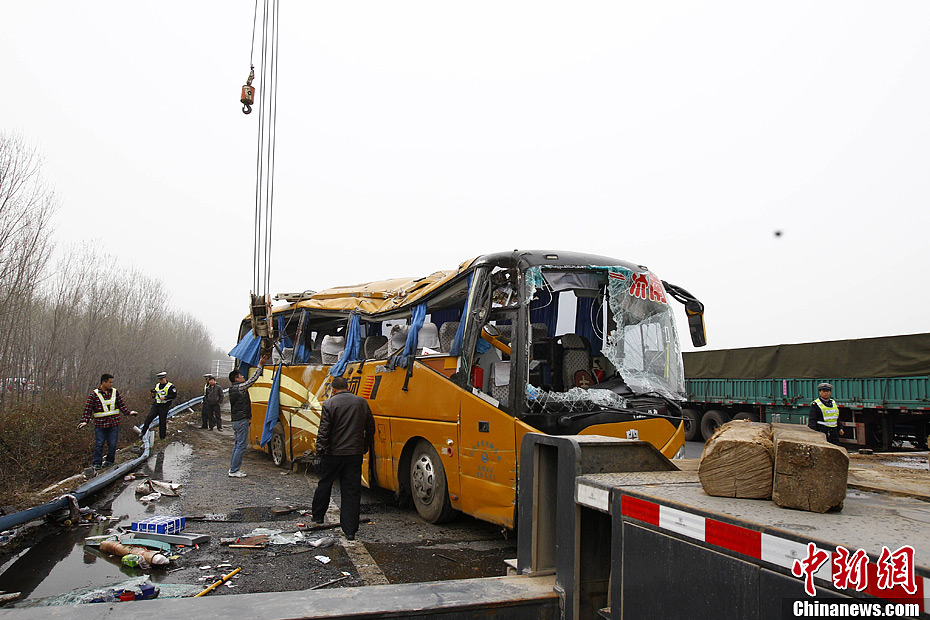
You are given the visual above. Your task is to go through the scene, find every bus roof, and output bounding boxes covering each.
[263,250,645,320]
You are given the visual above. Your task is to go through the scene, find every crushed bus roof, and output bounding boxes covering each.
[267,258,475,318]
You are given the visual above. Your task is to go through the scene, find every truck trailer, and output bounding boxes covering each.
[681,333,930,450]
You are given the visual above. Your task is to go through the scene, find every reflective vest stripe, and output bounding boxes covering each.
[93,389,119,418]
[813,399,839,427]
[154,382,174,404]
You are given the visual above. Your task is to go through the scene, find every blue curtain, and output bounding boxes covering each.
[430,307,462,328]
[449,275,473,356]
[329,313,363,377]
[530,290,558,338]
[229,329,261,375]
[400,303,427,367]
[259,365,283,447]
[574,296,603,355]
[294,338,311,364]
[276,316,294,348]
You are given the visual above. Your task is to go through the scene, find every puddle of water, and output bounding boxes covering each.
[0,443,193,603]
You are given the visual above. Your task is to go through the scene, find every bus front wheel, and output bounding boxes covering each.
[409,440,456,524]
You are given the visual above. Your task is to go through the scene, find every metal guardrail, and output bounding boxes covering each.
[0,396,204,533]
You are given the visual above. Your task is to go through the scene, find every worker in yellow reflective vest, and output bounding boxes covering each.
[134,371,177,440]
[808,382,844,445]
[78,373,138,471]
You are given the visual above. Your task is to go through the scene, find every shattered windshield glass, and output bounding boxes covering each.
[524,265,686,412]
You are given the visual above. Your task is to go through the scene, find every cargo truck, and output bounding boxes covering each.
[680,333,930,450]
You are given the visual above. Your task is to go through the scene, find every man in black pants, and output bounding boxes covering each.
[311,376,375,540]
[135,371,177,440]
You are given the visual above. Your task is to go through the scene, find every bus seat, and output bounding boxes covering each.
[308,349,322,364]
[364,335,388,359]
[491,361,510,407]
[439,322,459,353]
[561,333,593,389]
[418,322,440,352]
[321,335,346,365]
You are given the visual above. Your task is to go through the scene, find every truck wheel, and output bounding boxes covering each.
[700,410,729,439]
[269,424,289,467]
[732,412,760,422]
[409,440,456,524]
[681,409,701,442]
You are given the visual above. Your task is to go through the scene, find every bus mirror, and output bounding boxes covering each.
[685,302,707,348]
[483,324,501,338]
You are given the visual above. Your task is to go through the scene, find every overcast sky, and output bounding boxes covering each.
[3,2,929,354]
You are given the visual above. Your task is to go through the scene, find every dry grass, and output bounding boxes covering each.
[0,392,149,510]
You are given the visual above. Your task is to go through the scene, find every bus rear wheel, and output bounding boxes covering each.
[269,424,289,468]
[409,440,456,524]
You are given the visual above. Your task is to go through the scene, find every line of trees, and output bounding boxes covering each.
[0,131,226,503]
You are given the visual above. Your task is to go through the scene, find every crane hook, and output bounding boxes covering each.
[241,66,255,115]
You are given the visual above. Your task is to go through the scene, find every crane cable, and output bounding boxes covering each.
[248,0,280,347]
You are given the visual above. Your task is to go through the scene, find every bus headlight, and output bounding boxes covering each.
[673,445,686,460]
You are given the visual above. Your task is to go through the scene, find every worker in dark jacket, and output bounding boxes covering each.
[311,376,375,540]
[134,371,177,440]
[226,354,269,477]
[202,374,225,430]
[809,382,844,445]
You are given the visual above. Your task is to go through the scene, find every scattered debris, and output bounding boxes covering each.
[194,567,242,598]
[135,480,182,497]
[315,555,331,564]
[309,537,335,549]
[309,575,349,590]
[138,492,162,503]
[99,540,169,566]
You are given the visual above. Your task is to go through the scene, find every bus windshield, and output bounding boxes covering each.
[523,264,685,412]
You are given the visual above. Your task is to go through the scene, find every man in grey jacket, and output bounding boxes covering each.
[310,376,375,540]
[202,374,224,430]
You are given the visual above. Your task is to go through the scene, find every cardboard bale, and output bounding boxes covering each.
[772,423,848,513]
[699,421,774,499]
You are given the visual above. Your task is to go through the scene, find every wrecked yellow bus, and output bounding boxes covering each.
[230,250,707,527]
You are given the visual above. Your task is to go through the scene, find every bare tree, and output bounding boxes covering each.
[0,132,57,408]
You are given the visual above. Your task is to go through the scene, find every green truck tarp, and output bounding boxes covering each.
[683,333,930,379]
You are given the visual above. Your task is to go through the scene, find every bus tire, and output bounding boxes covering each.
[681,409,701,442]
[700,410,728,440]
[269,424,289,468]
[409,439,456,524]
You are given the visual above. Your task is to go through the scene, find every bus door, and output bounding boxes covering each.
[458,387,519,527]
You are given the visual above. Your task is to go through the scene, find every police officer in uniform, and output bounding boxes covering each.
[808,382,844,445]
[135,371,177,440]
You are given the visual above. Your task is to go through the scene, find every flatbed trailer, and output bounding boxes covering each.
[681,334,930,449]
[518,433,930,620]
